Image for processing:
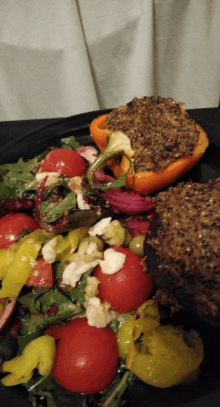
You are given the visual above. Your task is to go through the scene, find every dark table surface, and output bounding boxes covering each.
[0,105,219,146]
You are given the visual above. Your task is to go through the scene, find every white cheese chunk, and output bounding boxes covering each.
[76,192,90,210]
[36,172,60,186]
[89,217,112,237]
[86,297,115,328]
[99,248,126,275]
[69,176,90,210]
[62,259,99,288]
[42,235,62,263]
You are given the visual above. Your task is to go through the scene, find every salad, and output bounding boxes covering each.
[0,128,205,407]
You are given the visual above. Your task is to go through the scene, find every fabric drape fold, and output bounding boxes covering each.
[0,0,219,121]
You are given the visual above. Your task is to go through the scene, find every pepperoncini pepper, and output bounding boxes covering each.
[117,299,204,388]
[0,237,29,280]
[0,229,53,299]
[1,335,56,386]
[55,227,89,261]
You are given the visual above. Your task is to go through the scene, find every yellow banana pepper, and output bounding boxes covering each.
[117,299,204,388]
[0,229,53,299]
[2,335,56,386]
[0,238,26,280]
[0,249,14,280]
[55,227,89,261]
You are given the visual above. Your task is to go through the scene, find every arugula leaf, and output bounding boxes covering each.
[95,175,127,191]
[39,287,79,314]
[25,374,90,407]
[20,292,81,339]
[25,371,133,407]
[61,136,80,151]
[0,157,37,198]
[39,191,77,223]
[19,287,51,313]
[0,183,15,198]
[66,271,90,305]
[54,263,90,306]
[54,261,67,281]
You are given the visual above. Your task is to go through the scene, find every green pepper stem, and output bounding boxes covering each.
[86,131,135,188]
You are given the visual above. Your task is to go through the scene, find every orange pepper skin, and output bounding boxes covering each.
[90,114,122,176]
[90,114,110,150]
[90,114,209,196]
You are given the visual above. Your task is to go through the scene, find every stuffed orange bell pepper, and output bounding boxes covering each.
[89,107,209,195]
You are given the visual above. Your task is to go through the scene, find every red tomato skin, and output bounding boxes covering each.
[0,213,39,249]
[40,148,87,178]
[52,318,119,394]
[26,259,53,287]
[93,246,153,313]
[45,325,65,340]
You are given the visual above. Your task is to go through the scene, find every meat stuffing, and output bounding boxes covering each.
[145,177,220,320]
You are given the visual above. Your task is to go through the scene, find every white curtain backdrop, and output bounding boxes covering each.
[0,0,219,121]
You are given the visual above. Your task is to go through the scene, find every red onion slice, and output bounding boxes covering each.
[103,188,156,215]
[0,298,17,332]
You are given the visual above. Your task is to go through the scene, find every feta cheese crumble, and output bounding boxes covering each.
[42,235,62,263]
[76,192,90,210]
[86,296,116,328]
[62,260,99,288]
[69,176,90,210]
[36,172,60,186]
[89,217,112,237]
[99,248,126,274]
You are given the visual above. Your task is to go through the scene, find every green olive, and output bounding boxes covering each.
[123,231,133,247]
[129,234,145,256]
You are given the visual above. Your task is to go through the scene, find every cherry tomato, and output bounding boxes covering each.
[93,246,153,313]
[26,259,53,288]
[51,318,119,394]
[40,148,87,178]
[0,213,39,249]
[45,324,66,340]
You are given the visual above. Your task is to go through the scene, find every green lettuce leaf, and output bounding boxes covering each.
[0,157,37,198]
[39,190,77,223]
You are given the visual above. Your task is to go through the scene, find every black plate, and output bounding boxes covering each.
[0,109,220,407]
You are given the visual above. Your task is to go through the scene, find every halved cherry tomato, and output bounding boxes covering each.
[93,246,153,313]
[0,213,39,249]
[26,259,53,288]
[51,318,119,394]
[40,148,87,178]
